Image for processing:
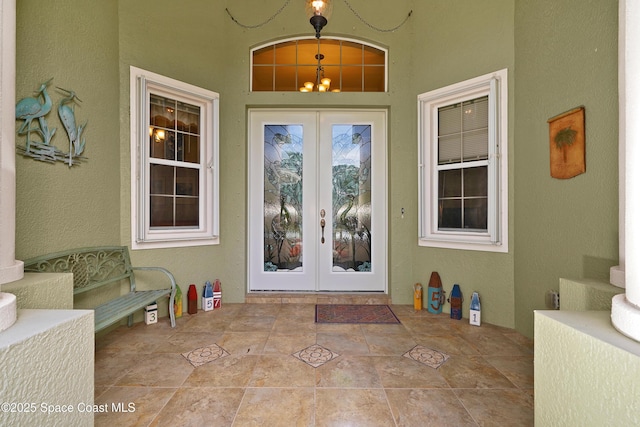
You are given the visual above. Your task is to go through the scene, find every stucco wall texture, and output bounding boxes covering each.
[0,309,94,427]
[535,311,640,426]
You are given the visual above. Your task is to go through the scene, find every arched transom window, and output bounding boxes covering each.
[251,37,387,92]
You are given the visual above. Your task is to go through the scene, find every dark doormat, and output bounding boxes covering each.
[315,304,400,324]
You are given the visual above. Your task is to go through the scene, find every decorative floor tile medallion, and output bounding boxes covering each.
[292,344,339,368]
[182,344,230,368]
[403,345,450,369]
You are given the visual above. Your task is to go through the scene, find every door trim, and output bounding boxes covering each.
[247,108,388,293]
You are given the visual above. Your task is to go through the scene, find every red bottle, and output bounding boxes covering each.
[187,284,198,314]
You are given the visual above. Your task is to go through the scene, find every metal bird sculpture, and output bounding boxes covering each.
[56,87,87,166]
[15,78,55,152]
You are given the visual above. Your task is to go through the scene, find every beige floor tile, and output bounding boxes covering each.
[263,333,317,354]
[149,387,245,427]
[234,387,315,427]
[316,388,395,427]
[249,354,317,387]
[95,386,176,427]
[412,334,482,356]
[455,388,534,426]
[115,353,194,387]
[183,354,258,387]
[94,350,145,387]
[227,315,277,332]
[316,331,370,355]
[315,355,383,388]
[364,332,417,355]
[484,355,534,389]
[153,331,224,353]
[438,355,516,389]
[372,355,450,389]
[386,388,477,426]
[216,331,269,355]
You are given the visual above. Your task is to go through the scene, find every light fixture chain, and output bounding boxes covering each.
[225,0,292,29]
[342,0,412,32]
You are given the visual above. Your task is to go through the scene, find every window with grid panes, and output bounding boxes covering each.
[418,69,508,252]
[130,67,219,249]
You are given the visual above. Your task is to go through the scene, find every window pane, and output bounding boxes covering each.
[275,41,296,64]
[439,169,461,198]
[462,96,488,131]
[253,46,274,65]
[363,45,385,65]
[341,41,362,64]
[150,196,173,227]
[253,65,274,91]
[176,167,199,196]
[439,199,462,229]
[275,66,297,91]
[364,66,385,92]
[438,134,462,164]
[150,164,173,195]
[342,65,362,92]
[439,104,461,136]
[183,134,200,163]
[464,166,487,197]
[176,198,199,227]
[463,129,488,161]
[464,198,487,230]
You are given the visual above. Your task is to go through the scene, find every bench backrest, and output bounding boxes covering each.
[23,246,136,295]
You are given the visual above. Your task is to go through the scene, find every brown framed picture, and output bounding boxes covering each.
[548,106,586,179]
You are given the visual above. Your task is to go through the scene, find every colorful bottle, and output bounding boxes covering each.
[213,279,222,309]
[427,272,444,314]
[413,283,423,311]
[187,284,198,314]
[202,281,214,312]
[448,284,463,320]
[469,291,481,326]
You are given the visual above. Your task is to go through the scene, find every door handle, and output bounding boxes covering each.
[320,209,326,244]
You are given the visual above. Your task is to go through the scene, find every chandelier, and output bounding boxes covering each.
[300,53,337,92]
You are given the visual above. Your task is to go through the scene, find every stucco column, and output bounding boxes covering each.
[0,0,20,332]
[612,0,640,342]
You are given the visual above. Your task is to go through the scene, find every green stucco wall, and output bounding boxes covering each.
[15,0,121,257]
[13,0,620,337]
[514,0,619,337]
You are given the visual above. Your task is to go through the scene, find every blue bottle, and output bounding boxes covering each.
[449,284,463,320]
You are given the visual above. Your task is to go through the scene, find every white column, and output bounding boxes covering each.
[612,0,640,342]
[0,0,20,332]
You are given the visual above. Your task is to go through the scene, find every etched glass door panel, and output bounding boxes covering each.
[249,110,386,292]
[330,125,372,272]
[263,124,303,272]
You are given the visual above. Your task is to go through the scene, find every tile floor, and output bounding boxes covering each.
[94,302,534,426]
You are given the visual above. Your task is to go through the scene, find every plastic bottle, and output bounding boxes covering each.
[413,283,423,311]
[174,284,183,318]
[187,284,198,314]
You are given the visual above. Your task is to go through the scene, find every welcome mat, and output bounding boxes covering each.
[315,304,400,324]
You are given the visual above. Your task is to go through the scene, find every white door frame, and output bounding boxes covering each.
[247,108,388,293]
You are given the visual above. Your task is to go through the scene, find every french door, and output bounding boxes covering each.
[248,109,387,292]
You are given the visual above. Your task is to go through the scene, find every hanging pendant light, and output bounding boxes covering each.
[305,0,333,39]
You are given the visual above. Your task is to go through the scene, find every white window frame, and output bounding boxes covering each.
[130,66,219,249]
[418,69,508,252]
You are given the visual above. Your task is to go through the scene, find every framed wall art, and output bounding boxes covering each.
[548,106,586,179]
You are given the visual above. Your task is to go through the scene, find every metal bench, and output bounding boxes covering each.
[23,246,176,331]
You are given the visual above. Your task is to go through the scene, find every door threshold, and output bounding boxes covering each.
[245,292,391,305]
